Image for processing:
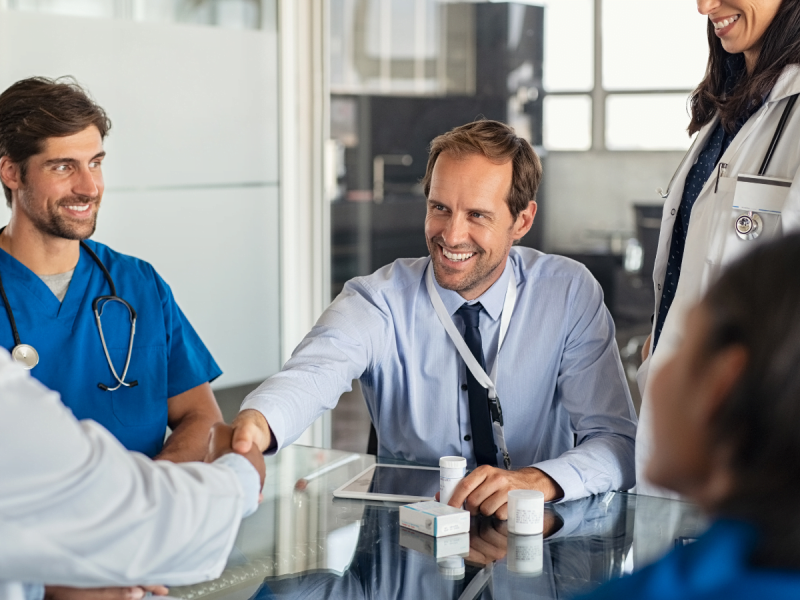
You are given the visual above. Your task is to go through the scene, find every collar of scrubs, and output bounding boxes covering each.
[0,244,94,323]
[429,255,514,322]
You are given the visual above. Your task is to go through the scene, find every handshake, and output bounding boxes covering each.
[204,419,267,490]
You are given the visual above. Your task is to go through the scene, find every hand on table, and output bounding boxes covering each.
[44,585,168,600]
[465,510,562,567]
[466,517,509,566]
[447,466,564,519]
[204,422,266,490]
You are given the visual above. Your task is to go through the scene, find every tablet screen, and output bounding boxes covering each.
[367,465,440,497]
[334,464,442,501]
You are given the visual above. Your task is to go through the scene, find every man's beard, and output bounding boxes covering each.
[22,196,98,241]
[427,236,505,296]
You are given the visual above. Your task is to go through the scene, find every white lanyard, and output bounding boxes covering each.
[425,262,517,469]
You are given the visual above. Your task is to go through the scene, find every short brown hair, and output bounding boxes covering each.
[421,119,542,219]
[0,76,112,206]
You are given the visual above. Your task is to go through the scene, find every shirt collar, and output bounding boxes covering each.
[429,256,513,322]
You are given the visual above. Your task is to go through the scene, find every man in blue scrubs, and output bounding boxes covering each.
[0,76,223,461]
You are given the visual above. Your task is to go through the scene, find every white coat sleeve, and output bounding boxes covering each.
[0,349,250,588]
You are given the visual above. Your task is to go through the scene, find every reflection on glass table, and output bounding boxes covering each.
[170,446,707,600]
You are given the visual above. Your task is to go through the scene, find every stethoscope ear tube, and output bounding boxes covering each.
[93,298,137,392]
[759,93,799,176]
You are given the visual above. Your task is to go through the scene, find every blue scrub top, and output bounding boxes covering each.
[0,240,222,457]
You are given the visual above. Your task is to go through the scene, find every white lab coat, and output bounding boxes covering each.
[0,349,249,596]
[636,64,800,497]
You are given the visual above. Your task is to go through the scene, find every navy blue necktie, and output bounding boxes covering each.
[456,303,497,466]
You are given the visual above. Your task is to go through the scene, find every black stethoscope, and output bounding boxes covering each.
[0,232,139,391]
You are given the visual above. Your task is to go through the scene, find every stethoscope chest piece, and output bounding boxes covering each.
[12,343,39,369]
[735,211,762,241]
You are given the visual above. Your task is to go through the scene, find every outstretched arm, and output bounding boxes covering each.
[156,382,223,462]
[0,351,260,590]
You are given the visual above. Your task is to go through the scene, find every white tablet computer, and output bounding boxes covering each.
[333,464,440,503]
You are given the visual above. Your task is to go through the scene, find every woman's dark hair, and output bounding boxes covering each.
[702,233,800,567]
[0,76,111,206]
[421,119,542,220]
[689,0,800,135]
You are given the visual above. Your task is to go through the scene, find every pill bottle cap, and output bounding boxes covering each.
[508,489,545,501]
[440,456,467,469]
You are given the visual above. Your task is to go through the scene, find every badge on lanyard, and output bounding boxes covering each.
[731,94,798,240]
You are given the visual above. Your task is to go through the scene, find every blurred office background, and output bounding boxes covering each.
[0,0,707,452]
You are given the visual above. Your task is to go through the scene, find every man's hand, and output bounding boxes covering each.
[229,409,272,455]
[641,333,652,362]
[205,423,266,489]
[44,586,168,600]
[447,466,564,519]
[466,517,509,566]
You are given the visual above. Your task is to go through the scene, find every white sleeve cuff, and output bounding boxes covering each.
[530,458,586,503]
[213,453,261,518]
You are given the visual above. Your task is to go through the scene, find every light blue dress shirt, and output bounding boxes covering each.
[242,247,637,501]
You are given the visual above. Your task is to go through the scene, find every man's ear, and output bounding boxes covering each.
[0,156,22,192]
[512,201,537,241]
[698,344,748,426]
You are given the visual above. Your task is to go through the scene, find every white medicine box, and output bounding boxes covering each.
[399,501,470,537]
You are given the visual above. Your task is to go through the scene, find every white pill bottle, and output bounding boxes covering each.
[439,456,467,505]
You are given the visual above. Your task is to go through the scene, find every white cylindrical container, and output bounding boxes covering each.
[439,456,467,505]
[507,489,544,535]
[437,556,465,580]
[507,533,543,576]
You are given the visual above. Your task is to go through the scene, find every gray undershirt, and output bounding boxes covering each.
[38,269,75,302]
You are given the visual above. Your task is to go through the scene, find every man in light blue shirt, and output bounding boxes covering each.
[230,120,637,514]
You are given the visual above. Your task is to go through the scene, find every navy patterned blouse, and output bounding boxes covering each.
[653,54,763,351]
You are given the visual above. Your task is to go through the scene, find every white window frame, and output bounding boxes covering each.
[546,0,696,151]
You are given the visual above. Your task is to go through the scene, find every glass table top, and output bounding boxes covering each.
[170,446,708,600]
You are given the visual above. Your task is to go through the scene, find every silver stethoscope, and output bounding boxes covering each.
[0,233,139,391]
[426,262,517,470]
[731,93,798,241]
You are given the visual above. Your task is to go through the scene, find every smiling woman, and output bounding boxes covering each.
[691,0,797,133]
[635,0,800,497]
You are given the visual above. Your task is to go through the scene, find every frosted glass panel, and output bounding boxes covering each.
[0,6,282,385]
[542,0,593,92]
[8,0,265,29]
[330,0,473,95]
[543,95,592,151]
[606,94,694,150]
[603,0,708,90]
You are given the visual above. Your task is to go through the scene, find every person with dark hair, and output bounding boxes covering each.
[219,119,637,515]
[636,0,800,496]
[0,76,224,461]
[582,232,800,599]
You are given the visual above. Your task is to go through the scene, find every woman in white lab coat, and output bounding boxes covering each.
[637,0,800,496]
